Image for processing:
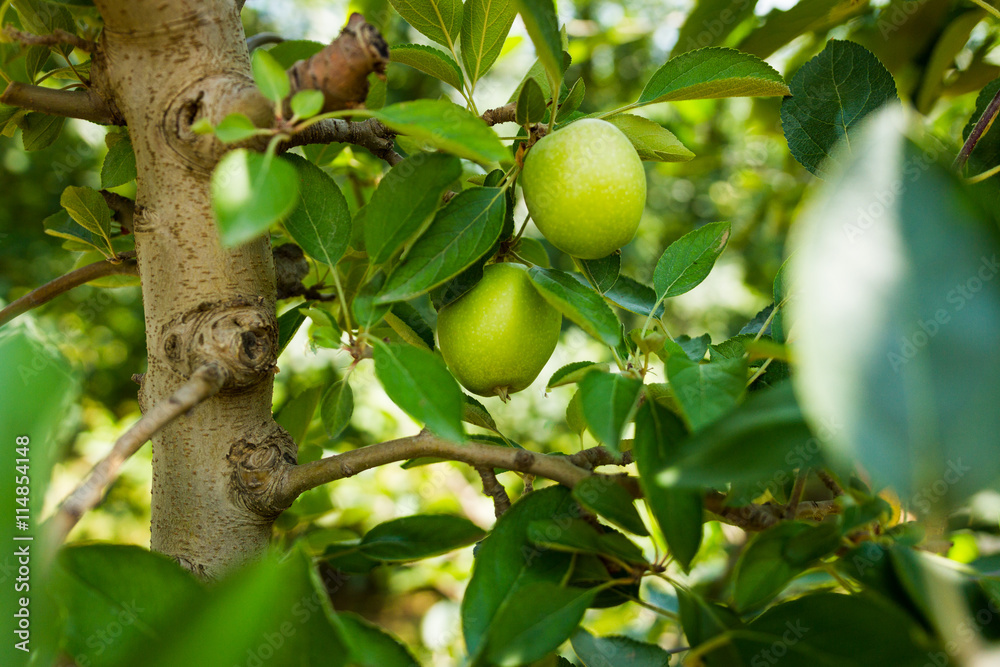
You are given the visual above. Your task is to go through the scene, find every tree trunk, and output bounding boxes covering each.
[94,0,288,577]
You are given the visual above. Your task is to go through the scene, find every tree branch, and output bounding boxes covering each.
[101,191,136,234]
[481,102,517,126]
[3,26,97,53]
[246,32,284,52]
[565,446,633,470]
[476,465,511,517]
[0,253,137,327]
[0,81,118,125]
[955,85,1000,171]
[50,363,228,545]
[281,116,402,165]
[278,430,594,506]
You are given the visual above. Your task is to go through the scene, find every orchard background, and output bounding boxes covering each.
[2,0,1000,665]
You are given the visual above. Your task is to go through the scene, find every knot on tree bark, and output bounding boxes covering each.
[164,75,272,170]
[227,426,298,519]
[161,298,277,389]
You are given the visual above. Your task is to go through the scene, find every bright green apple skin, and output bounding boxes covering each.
[436,263,561,397]
[520,118,646,260]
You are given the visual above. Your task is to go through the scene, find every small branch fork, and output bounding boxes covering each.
[0,253,137,327]
[49,363,227,545]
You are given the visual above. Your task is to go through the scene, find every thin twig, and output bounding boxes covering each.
[481,102,517,126]
[50,363,228,544]
[783,468,808,520]
[246,32,285,52]
[0,253,137,327]
[1,81,117,124]
[955,85,1000,171]
[816,469,844,497]
[279,116,403,165]
[3,26,96,53]
[101,191,136,233]
[475,465,511,517]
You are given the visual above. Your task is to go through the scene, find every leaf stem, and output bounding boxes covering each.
[330,267,353,343]
[969,0,1000,19]
[955,84,1000,171]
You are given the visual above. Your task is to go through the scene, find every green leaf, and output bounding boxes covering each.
[359,515,485,561]
[483,582,597,667]
[559,77,586,115]
[637,47,789,107]
[547,361,606,390]
[60,186,111,241]
[139,549,348,667]
[461,396,499,436]
[658,381,816,494]
[50,545,204,667]
[463,486,578,657]
[515,0,564,91]
[213,113,263,143]
[275,385,322,444]
[373,341,465,442]
[571,628,671,667]
[321,380,353,440]
[578,371,643,454]
[731,592,941,665]
[102,132,137,188]
[672,0,758,56]
[790,106,1000,508]
[371,100,508,164]
[781,40,899,178]
[385,304,435,350]
[43,210,102,252]
[527,519,646,565]
[282,154,351,267]
[290,89,325,119]
[572,476,648,536]
[267,40,325,68]
[738,0,862,60]
[333,612,419,667]
[376,187,506,303]
[391,44,464,90]
[654,221,730,300]
[528,267,620,346]
[566,389,587,435]
[21,112,64,151]
[251,48,290,103]
[604,275,663,318]
[634,401,703,570]
[516,77,547,125]
[577,254,620,293]
[732,522,814,610]
[389,0,463,49]
[360,152,461,265]
[607,114,694,162]
[666,355,746,431]
[211,149,300,247]
[461,0,517,84]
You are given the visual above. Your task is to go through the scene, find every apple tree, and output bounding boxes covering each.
[3,0,1000,665]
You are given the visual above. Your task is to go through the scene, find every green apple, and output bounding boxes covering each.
[520,118,646,260]
[436,263,561,399]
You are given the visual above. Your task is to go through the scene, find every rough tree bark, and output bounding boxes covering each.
[93,0,288,577]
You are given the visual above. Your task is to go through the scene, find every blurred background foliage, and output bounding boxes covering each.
[3,0,999,662]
